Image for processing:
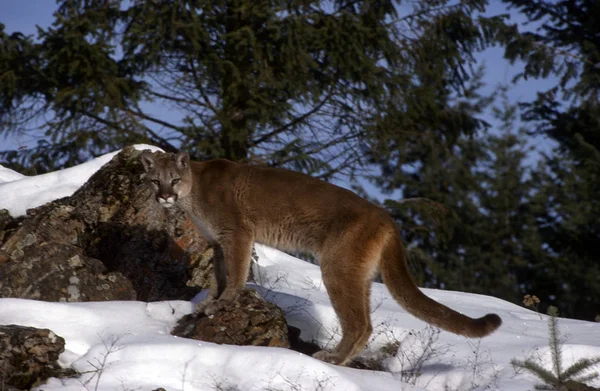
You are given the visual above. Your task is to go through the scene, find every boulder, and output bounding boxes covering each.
[0,146,212,302]
[0,210,22,257]
[172,289,290,348]
[0,325,75,390]
[0,242,135,302]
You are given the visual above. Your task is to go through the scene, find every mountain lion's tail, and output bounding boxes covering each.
[380,230,502,338]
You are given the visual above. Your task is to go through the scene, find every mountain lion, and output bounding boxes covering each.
[140,150,502,366]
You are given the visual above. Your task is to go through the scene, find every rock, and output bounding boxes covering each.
[0,242,135,302]
[186,244,215,289]
[0,209,24,265]
[172,289,290,348]
[0,146,211,302]
[0,325,76,390]
[0,209,16,240]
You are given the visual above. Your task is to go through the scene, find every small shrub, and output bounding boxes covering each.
[511,306,600,390]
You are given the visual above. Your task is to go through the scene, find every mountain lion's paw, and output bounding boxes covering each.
[203,298,231,315]
[195,298,216,314]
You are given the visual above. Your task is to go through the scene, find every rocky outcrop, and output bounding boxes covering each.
[0,210,22,252]
[0,242,135,302]
[0,147,297,355]
[172,289,290,348]
[0,325,75,390]
[0,146,211,303]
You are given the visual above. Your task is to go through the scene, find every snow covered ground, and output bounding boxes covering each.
[1,145,599,391]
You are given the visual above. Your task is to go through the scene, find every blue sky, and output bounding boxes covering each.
[0,0,558,195]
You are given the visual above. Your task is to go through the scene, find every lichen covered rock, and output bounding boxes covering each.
[0,325,76,390]
[0,146,211,302]
[0,242,135,302]
[172,289,290,348]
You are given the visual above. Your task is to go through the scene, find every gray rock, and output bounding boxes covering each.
[0,147,212,302]
[172,289,290,348]
[0,325,76,390]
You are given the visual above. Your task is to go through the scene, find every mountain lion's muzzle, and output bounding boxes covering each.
[156,192,177,207]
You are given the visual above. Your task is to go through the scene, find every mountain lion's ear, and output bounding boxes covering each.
[140,151,156,172]
[174,151,190,169]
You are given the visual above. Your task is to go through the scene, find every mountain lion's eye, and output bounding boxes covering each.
[151,180,160,186]
[171,178,180,185]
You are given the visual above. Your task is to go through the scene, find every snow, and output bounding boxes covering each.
[0,164,25,184]
[0,144,162,217]
[1,146,599,391]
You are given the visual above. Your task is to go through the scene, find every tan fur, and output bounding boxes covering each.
[140,150,502,366]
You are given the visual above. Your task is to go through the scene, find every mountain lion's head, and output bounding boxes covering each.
[140,150,192,207]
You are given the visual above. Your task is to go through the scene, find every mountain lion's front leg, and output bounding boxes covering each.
[203,229,254,315]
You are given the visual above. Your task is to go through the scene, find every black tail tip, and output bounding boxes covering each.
[482,313,502,334]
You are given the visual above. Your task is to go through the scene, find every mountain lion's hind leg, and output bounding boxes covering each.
[313,253,374,366]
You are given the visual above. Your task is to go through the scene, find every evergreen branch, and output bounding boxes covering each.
[124,108,184,133]
[80,110,127,132]
[547,307,563,379]
[529,40,600,71]
[145,73,220,136]
[270,131,361,168]
[189,59,219,116]
[0,98,47,132]
[147,73,213,111]
[333,0,361,15]
[250,92,333,147]
[386,198,456,229]
[562,357,600,381]
[386,3,463,27]
[315,145,365,180]
[121,111,179,153]
[143,88,200,106]
[511,359,559,385]
[573,372,600,384]
[82,110,177,153]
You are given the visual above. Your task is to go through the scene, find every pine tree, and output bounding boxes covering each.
[0,0,516,177]
[468,99,545,303]
[501,0,600,320]
[374,80,546,307]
